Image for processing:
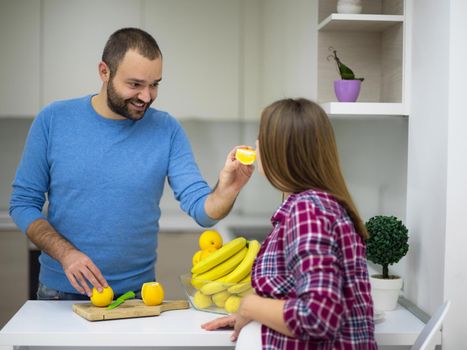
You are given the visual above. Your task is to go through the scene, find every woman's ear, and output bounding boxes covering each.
[98,61,111,82]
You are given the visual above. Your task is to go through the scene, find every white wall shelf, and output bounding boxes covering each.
[318,14,404,32]
[316,0,408,112]
[321,102,407,117]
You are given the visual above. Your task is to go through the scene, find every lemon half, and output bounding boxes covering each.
[141,282,164,306]
[235,148,256,165]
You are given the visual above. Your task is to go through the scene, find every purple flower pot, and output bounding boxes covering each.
[334,80,362,102]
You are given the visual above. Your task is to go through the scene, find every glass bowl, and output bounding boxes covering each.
[179,273,253,314]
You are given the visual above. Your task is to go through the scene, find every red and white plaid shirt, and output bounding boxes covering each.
[251,189,377,349]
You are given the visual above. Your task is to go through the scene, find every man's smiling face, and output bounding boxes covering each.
[106,49,162,121]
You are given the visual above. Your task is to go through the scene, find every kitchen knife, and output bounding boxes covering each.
[106,290,136,310]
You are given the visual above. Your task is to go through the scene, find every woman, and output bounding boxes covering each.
[202,98,377,349]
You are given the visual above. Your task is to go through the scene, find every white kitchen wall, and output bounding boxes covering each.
[406,0,449,315]
[444,1,467,348]
[0,116,407,225]
[407,0,467,348]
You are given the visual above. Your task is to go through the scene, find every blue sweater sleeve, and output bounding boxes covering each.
[167,120,217,228]
[9,109,50,234]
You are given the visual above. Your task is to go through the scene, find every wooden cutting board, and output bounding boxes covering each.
[72,299,190,321]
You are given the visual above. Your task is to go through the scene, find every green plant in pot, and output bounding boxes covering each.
[365,215,409,311]
[327,47,364,102]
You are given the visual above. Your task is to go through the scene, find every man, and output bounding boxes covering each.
[9,28,253,299]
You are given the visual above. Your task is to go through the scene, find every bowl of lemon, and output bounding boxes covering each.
[181,230,260,315]
[180,273,253,314]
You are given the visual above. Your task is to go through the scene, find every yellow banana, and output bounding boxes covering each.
[212,290,231,308]
[227,275,251,294]
[191,237,247,274]
[237,287,253,297]
[193,290,212,309]
[190,274,206,289]
[239,274,251,283]
[219,240,261,284]
[191,247,247,289]
[196,247,247,281]
[224,295,241,313]
[200,280,229,295]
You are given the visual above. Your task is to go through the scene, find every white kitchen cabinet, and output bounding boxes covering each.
[0,0,40,117]
[0,231,28,329]
[316,0,409,117]
[42,0,141,107]
[142,0,240,121]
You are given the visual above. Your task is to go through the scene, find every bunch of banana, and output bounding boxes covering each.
[190,237,261,313]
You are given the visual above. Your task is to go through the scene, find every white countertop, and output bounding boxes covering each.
[0,301,233,348]
[0,300,437,349]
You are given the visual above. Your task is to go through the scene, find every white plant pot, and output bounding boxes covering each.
[370,274,403,311]
[337,0,363,14]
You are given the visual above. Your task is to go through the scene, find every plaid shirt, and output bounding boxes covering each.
[251,189,377,350]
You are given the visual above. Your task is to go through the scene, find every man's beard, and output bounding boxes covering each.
[106,79,152,121]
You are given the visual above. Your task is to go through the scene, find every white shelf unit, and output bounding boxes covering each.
[317,0,408,118]
[318,14,404,32]
[322,102,406,118]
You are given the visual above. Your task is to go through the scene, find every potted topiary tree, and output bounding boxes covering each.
[365,215,409,311]
[327,47,364,102]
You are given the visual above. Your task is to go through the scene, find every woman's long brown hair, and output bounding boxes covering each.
[258,98,368,240]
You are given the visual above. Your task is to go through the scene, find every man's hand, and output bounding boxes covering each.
[205,146,255,220]
[219,146,255,193]
[26,219,108,296]
[61,249,108,296]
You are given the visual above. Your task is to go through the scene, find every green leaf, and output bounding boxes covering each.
[330,49,364,81]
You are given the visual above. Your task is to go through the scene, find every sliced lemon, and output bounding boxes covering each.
[235,148,256,165]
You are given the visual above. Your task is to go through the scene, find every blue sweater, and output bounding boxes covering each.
[9,95,216,294]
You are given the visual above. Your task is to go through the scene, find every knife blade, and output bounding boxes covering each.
[106,290,136,310]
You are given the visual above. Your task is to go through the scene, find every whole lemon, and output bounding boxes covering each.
[199,230,223,250]
[90,286,114,307]
[141,282,164,306]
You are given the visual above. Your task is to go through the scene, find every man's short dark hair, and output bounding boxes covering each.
[102,27,162,75]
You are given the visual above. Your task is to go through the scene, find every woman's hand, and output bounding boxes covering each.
[231,312,251,341]
[201,313,252,342]
[201,315,236,330]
